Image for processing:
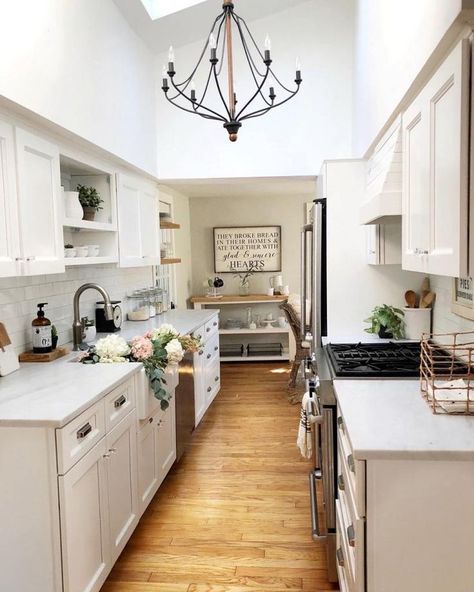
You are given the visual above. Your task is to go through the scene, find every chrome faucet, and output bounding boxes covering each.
[73,283,114,350]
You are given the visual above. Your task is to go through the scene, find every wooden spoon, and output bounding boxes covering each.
[420,292,435,308]
[405,290,417,308]
[420,277,431,300]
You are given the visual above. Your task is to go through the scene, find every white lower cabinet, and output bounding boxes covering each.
[137,396,177,516]
[193,314,221,427]
[337,406,474,592]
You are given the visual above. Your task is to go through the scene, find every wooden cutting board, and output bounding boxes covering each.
[0,322,20,376]
[19,347,69,363]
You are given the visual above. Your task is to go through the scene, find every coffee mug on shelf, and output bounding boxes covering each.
[267,288,274,296]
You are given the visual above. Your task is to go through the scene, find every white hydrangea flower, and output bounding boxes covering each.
[95,335,130,362]
[151,324,179,341]
[165,338,184,365]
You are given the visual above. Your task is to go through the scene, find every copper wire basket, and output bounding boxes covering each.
[421,331,474,414]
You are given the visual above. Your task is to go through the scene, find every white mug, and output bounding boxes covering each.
[282,285,290,296]
[267,288,274,296]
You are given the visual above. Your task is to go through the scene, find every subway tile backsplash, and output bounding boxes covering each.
[0,266,153,354]
[430,274,474,335]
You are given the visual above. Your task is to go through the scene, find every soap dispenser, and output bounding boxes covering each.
[32,303,52,354]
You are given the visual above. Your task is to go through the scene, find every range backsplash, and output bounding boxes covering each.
[0,266,153,355]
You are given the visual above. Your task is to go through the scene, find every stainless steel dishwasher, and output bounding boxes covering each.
[175,351,195,462]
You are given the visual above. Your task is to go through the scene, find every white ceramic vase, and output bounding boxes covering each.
[64,190,83,220]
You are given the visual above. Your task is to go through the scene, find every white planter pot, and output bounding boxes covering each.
[64,191,83,220]
[404,307,432,340]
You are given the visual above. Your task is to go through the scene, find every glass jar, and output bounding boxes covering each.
[127,290,150,321]
[162,289,169,313]
[146,288,156,318]
[152,288,164,315]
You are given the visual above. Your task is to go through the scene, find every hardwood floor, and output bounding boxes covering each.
[102,363,338,592]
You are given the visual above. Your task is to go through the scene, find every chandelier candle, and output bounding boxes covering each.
[161,0,302,142]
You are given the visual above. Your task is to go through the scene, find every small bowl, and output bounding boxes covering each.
[86,245,100,257]
[75,246,89,258]
[64,248,76,258]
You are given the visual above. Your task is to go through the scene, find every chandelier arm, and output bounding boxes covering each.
[231,13,273,108]
[239,85,300,121]
[231,13,266,78]
[192,65,214,113]
[215,13,227,77]
[169,76,227,121]
[212,64,232,121]
[235,66,270,120]
[164,93,224,121]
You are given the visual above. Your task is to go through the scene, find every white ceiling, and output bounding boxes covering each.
[159,176,317,199]
[113,0,310,53]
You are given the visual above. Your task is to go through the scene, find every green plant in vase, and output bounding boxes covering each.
[365,304,405,339]
[234,265,257,296]
[76,184,103,221]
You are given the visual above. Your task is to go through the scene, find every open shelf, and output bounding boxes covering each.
[160,221,181,230]
[220,328,289,335]
[65,256,118,267]
[63,218,117,232]
[221,354,290,362]
[161,258,182,265]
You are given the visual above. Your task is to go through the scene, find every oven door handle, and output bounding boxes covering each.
[309,469,326,541]
[306,397,323,425]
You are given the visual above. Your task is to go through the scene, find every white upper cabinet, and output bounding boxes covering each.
[0,121,20,277]
[402,38,470,277]
[117,174,160,268]
[15,127,65,276]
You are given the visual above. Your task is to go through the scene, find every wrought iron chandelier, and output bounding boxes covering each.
[161,0,302,142]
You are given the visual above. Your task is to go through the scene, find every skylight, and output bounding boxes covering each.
[140,0,207,20]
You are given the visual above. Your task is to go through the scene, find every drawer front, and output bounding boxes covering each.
[336,501,355,592]
[56,401,105,474]
[337,412,366,517]
[205,357,221,403]
[204,315,219,339]
[337,482,365,591]
[104,378,136,432]
[204,332,220,361]
[192,324,205,344]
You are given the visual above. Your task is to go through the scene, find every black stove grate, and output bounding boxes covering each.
[327,342,422,377]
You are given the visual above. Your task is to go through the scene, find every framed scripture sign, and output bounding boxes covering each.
[214,226,282,273]
[452,277,474,320]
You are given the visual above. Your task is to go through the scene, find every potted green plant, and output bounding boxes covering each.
[76,184,103,221]
[51,325,58,350]
[365,304,405,339]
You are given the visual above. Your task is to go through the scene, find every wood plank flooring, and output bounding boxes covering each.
[102,363,338,592]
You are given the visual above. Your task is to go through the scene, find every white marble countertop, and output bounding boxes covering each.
[0,309,219,428]
[334,380,474,461]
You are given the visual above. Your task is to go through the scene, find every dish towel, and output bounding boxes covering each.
[297,391,313,459]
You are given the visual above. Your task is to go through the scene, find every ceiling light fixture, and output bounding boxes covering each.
[161,0,302,142]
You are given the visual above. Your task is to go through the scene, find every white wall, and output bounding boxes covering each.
[156,0,354,179]
[0,0,158,175]
[353,0,462,156]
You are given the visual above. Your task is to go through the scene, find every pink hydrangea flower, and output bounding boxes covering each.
[130,336,153,361]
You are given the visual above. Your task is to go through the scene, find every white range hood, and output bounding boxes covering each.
[360,117,402,225]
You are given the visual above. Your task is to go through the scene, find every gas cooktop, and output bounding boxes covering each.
[326,342,421,378]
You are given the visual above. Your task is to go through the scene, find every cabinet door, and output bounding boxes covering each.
[104,410,139,563]
[402,96,429,273]
[138,415,160,515]
[366,226,379,265]
[194,349,206,426]
[117,174,159,267]
[59,439,110,592]
[15,128,64,276]
[426,38,469,277]
[156,395,176,485]
[0,121,20,277]
[140,184,160,265]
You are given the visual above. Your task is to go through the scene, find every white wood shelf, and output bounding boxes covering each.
[220,354,290,363]
[63,218,117,232]
[65,256,118,266]
[220,327,289,335]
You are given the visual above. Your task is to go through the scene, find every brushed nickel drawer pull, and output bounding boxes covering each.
[347,454,355,474]
[77,422,92,440]
[338,474,345,491]
[207,353,211,359]
[214,346,219,351]
[347,524,355,547]
[199,350,204,356]
[149,417,153,424]
[213,321,218,326]
[114,395,127,408]
[215,375,219,382]
[207,387,212,393]
[206,327,211,332]
[336,547,345,567]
